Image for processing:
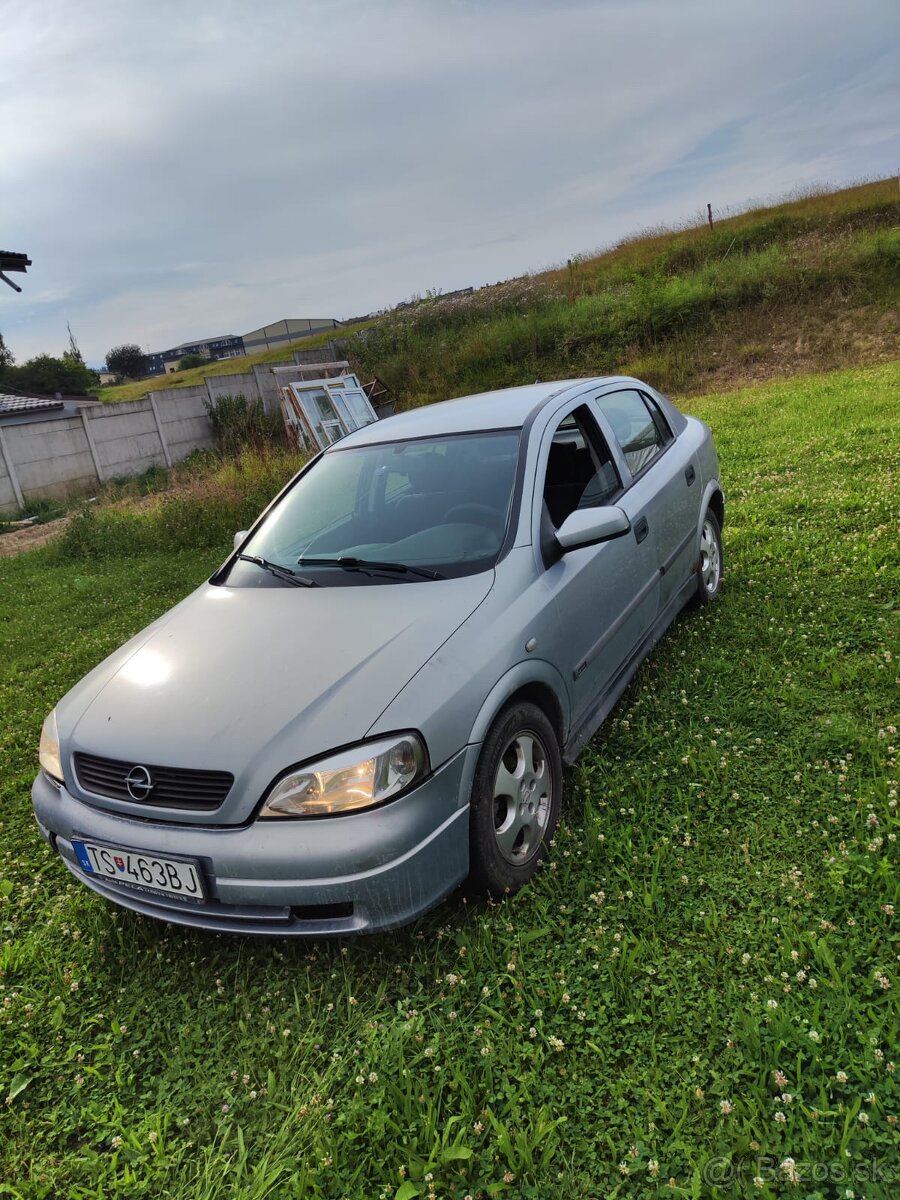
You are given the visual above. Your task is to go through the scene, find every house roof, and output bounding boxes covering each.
[0,250,32,292]
[0,393,64,417]
[164,335,239,353]
[0,394,99,425]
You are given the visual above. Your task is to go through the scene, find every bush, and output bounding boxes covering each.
[204,393,286,456]
[177,352,208,371]
[1,354,99,396]
[48,451,302,563]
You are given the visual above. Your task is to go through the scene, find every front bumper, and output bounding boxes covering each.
[32,745,478,935]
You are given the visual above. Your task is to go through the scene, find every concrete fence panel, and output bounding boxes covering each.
[252,366,285,415]
[0,433,22,511]
[0,352,363,514]
[205,373,259,405]
[4,416,98,502]
[155,387,217,461]
[86,401,167,478]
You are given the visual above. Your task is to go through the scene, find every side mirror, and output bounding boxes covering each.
[555,506,630,551]
[233,530,248,551]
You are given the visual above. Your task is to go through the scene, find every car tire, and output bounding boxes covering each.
[694,510,724,604]
[467,702,562,898]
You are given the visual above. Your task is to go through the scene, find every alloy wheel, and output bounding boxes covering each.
[491,730,553,864]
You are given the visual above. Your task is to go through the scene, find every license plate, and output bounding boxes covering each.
[72,839,205,901]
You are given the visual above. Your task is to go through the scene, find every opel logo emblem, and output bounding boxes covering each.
[125,765,154,801]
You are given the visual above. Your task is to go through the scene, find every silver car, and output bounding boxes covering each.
[33,377,724,935]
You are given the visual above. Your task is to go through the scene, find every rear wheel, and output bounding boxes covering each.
[695,511,723,603]
[468,702,562,897]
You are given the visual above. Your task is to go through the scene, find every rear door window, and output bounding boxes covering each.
[596,389,672,478]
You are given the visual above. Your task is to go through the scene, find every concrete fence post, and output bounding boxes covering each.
[148,393,173,467]
[79,408,104,484]
[0,426,25,510]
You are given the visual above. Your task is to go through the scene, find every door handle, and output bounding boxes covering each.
[634,516,649,544]
[685,464,696,486]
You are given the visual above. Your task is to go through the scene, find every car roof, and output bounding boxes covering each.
[336,376,645,446]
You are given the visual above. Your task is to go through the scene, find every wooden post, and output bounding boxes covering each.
[707,202,714,230]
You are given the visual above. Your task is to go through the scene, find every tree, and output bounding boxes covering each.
[64,321,84,364]
[3,354,99,396]
[105,343,147,378]
[0,330,13,374]
[177,352,207,371]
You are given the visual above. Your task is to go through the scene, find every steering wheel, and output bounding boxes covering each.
[445,503,501,528]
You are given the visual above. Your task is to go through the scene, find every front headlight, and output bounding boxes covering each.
[39,709,64,783]
[259,733,428,818]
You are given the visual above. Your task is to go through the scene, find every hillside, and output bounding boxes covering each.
[100,177,899,408]
[98,321,375,404]
[348,178,899,405]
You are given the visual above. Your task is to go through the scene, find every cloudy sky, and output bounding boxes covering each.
[2,0,898,367]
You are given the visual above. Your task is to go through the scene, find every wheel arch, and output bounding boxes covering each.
[468,661,569,751]
[695,481,725,549]
[706,485,725,531]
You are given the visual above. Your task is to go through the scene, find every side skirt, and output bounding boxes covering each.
[562,573,697,765]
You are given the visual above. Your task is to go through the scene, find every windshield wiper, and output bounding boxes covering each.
[237,554,318,588]
[296,556,444,581]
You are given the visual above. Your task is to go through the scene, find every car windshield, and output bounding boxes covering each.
[228,430,521,585]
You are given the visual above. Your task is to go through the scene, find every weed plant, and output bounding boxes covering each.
[48,451,303,563]
[204,394,287,458]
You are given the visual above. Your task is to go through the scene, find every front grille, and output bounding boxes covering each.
[73,752,233,811]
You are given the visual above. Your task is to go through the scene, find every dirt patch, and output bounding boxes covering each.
[0,493,167,560]
[0,515,75,558]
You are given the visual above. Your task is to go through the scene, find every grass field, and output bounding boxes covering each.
[97,324,375,404]
[350,180,899,407]
[98,179,899,410]
[0,362,897,1198]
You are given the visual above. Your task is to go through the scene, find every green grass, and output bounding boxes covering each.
[349,181,900,404]
[99,180,899,410]
[99,322,378,404]
[0,362,897,1198]
[0,498,68,536]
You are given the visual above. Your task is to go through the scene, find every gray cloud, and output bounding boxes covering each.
[1,0,898,363]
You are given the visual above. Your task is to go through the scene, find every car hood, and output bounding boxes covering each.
[59,575,492,822]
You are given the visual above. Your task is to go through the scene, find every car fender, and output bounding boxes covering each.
[467,658,570,748]
[696,478,724,541]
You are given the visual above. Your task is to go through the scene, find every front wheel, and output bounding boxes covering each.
[695,511,723,604]
[468,702,562,897]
